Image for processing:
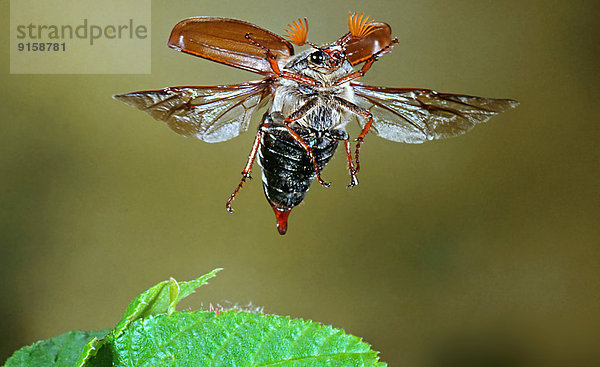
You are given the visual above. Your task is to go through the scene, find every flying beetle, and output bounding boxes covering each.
[114,13,518,235]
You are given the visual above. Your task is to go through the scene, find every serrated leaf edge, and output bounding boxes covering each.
[114,310,384,366]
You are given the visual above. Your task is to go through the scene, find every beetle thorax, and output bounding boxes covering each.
[271,78,354,132]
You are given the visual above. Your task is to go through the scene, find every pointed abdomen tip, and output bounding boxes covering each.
[271,205,292,235]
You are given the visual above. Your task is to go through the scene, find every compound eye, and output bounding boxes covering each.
[309,50,325,65]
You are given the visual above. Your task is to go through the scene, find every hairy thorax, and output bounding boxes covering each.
[268,50,356,131]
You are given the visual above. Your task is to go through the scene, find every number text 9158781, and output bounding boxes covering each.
[17,42,66,52]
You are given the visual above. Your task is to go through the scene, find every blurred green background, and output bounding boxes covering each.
[1,0,599,366]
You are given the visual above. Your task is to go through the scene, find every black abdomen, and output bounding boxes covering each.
[258,125,338,209]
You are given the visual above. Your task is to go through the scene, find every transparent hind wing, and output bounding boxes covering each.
[114,79,274,143]
[351,82,519,144]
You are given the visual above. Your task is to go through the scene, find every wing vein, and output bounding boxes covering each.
[360,94,427,136]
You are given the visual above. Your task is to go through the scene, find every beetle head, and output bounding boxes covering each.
[284,13,386,72]
[307,45,345,71]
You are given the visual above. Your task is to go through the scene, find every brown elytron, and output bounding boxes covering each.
[114,13,518,235]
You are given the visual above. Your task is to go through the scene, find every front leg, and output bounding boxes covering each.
[333,38,399,86]
[245,33,322,87]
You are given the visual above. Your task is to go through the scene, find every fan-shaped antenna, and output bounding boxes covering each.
[348,12,376,38]
[284,18,309,46]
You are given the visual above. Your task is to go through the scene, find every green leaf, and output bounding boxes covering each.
[111,310,386,367]
[73,335,115,367]
[110,268,222,340]
[6,269,387,367]
[4,329,110,367]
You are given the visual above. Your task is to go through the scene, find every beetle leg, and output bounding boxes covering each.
[226,121,269,213]
[334,57,376,86]
[353,115,373,175]
[344,139,359,188]
[245,33,322,87]
[283,99,331,187]
[279,70,323,87]
[333,38,399,86]
[334,96,373,175]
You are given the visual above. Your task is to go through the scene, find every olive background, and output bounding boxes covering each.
[1,1,599,366]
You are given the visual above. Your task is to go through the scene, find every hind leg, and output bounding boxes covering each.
[226,116,272,213]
